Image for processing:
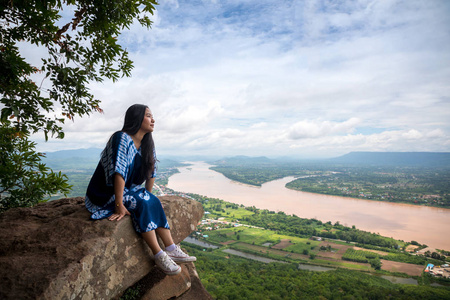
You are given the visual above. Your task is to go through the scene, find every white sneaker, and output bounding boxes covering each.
[166,245,197,263]
[155,251,181,275]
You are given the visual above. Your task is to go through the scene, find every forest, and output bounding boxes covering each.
[181,245,450,300]
[123,246,450,300]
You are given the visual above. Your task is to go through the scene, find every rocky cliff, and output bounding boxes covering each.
[0,196,211,300]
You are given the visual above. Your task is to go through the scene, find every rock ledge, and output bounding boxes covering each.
[0,196,209,300]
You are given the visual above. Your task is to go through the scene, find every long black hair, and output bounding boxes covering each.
[121,104,156,181]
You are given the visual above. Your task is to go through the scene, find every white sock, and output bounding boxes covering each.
[154,250,164,259]
[165,244,176,252]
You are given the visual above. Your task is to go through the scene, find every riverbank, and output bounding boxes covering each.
[189,202,432,276]
[167,162,450,250]
[209,162,450,209]
[284,182,450,210]
[178,194,450,289]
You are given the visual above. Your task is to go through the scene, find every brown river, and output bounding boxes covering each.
[167,162,450,251]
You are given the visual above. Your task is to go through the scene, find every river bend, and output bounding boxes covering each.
[168,162,450,250]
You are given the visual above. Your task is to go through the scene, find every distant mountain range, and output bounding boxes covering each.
[42,149,450,169]
[213,152,450,168]
[41,148,102,170]
[43,148,102,159]
[329,152,450,167]
[41,148,189,171]
[42,148,221,163]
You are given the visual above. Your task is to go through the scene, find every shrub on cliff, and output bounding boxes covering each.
[0,124,71,212]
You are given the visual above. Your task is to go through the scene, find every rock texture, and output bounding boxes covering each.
[0,196,207,300]
[128,261,212,300]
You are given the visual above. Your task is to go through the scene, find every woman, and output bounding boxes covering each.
[85,104,195,276]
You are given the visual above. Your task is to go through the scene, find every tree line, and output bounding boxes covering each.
[182,244,450,300]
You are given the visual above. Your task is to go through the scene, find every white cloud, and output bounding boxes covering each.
[26,0,450,158]
[287,118,361,140]
[158,101,224,134]
[250,122,268,129]
[287,128,450,157]
[426,129,445,138]
[402,129,423,140]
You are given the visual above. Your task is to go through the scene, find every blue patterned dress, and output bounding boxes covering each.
[85,131,169,233]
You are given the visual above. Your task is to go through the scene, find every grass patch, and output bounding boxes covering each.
[311,258,372,271]
[203,202,255,221]
[285,240,321,253]
[207,226,322,254]
[222,208,255,220]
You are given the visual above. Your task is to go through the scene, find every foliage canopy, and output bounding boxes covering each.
[1,0,158,137]
[0,0,158,210]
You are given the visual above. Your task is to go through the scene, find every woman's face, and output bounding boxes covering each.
[140,108,155,133]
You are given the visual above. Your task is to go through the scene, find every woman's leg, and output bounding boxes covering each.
[142,227,176,253]
[155,227,174,247]
[141,230,162,255]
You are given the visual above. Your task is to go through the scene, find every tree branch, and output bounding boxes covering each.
[54,7,86,40]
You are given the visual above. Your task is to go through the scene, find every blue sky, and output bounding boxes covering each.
[33,0,450,158]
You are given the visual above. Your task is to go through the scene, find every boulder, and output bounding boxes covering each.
[0,196,206,299]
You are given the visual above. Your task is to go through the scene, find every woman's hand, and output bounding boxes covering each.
[110,173,129,221]
[108,203,130,221]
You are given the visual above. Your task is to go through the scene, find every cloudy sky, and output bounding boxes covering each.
[33,0,450,158]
